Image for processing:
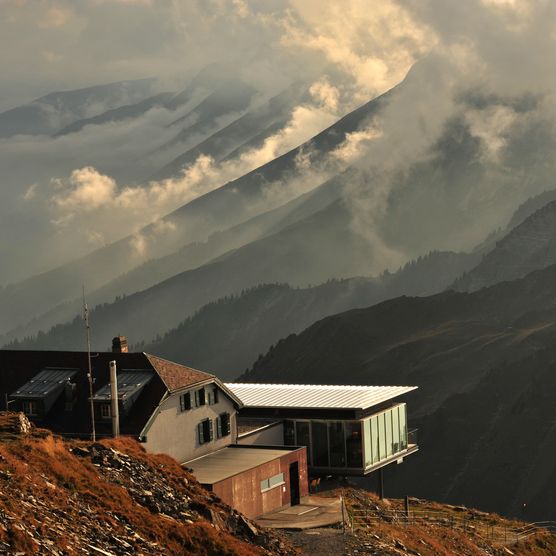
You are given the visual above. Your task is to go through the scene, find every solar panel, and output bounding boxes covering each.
[92,371,153,401]
[12,369,78,399]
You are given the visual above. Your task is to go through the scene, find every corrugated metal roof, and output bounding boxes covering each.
[225,383,417,410]
[93,371,153,400]
[12,368,78,398]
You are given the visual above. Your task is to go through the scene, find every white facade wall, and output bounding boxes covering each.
[143,383,237,463]
[237,422,284,446]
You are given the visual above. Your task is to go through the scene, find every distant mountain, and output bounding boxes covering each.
[0,82,392,336]
[138,250,476,379]
[153,81,309,181]
[240,263,556,519]
[0,78,160,137]
[54,92,175,136]
[454,198,556,292]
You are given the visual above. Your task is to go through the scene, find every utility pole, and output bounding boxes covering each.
[83,286,96,442]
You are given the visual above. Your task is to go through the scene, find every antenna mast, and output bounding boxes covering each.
[83,286,96,442]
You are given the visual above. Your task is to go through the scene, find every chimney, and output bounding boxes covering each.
[112,335,128,353]
[109,360,120,438]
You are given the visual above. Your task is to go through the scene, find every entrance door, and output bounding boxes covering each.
[289,461,300,506]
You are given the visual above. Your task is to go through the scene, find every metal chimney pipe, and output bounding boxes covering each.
[109,360,120,438]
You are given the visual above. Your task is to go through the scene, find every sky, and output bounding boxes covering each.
[0,0,432,111]
[2,0,556,285]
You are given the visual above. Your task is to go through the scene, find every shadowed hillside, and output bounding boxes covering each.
[240,263,556,520]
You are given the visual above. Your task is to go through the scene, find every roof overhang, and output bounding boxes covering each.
[225,383,417,411]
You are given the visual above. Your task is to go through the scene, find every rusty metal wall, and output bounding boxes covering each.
[212,447,308,518]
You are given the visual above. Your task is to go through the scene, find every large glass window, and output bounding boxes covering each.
[284,420,295,445]
[399,404,408,449]
[385,410,393,457]
[371,415,379,464]
[392,407,400,453]
[346,422,362,467]
[363,419,372,468]
[378,413,387,460]
[296,421,311,465]
[312,421,329,467]
[329,421,346,467]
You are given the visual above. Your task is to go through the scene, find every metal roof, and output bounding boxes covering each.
[225,383,417,410]
[185,446,300,484]
[92,371,153,401]
[12,368,78,399]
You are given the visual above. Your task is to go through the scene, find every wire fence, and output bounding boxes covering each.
[347,506,556,546]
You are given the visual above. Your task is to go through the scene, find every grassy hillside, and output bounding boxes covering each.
[0,413,293,555]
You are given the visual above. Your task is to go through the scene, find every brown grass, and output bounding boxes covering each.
[0,433,268,555]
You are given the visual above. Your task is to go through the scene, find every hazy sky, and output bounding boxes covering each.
[2,0,556,285]
[0,0,432,111]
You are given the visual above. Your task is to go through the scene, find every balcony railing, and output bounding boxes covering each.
[408,428,418,446]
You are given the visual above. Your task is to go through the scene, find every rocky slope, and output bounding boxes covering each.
[0,412,294,556]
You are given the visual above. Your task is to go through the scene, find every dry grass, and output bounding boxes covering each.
[0,431,271,555]
[335,488,556,556]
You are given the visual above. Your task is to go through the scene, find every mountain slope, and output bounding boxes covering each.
[0,84,392,336]
[240,263,556,519]
[0,78,159,137]
[153,82,309,181]
[137,250,476,379]
[4,198,377,351]
[454,199,556,292]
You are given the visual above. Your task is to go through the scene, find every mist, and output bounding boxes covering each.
[2,0,556,304]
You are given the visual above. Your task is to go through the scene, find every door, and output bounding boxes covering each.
[289,461,300,506]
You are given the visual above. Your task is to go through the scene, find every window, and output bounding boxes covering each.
[216,412,231,438]
[100,404,111,419]
[346,422,363,467]
[207,387,219,405]
[283,420,295,445]
[22,400,38,416]
[197,418,213,444]
[180,392,191,411]
[260,472,285,492]
[194,388,205,407]
[311,421,329,467]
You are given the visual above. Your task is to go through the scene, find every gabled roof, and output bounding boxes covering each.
[144,354,213,392]
[144,354,242,407]
[225,383,417,411]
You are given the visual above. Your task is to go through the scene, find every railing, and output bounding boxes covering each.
[347,507,556,546]
[407,428,418,446]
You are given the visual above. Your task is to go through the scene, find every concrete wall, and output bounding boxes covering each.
[143,382,237,463]
[237,422,284,446]
[211,447,308,518]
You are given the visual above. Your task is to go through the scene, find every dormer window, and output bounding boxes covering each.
[207,387,219,406]
[100,404,111,419]
[11,368,78,419]
[22,400,38,416]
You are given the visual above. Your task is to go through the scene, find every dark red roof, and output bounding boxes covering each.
[144,354,213,392]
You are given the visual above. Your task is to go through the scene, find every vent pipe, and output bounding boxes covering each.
[109,360,120,438]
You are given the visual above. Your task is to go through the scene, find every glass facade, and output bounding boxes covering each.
[283,403,409,472]
[362,403,408,469]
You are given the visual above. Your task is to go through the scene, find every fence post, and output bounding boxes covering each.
[341,495,345,534]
